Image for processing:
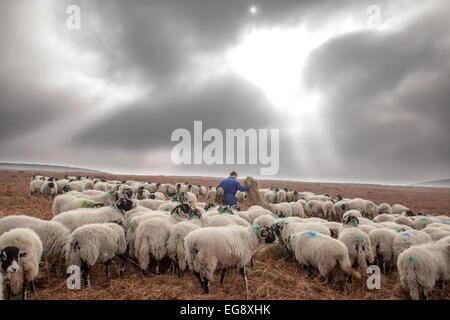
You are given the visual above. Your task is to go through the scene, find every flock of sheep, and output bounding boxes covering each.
[0,174,448,300]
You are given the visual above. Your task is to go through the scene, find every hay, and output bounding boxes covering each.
[214,186,224,205]
[244,176,274,211]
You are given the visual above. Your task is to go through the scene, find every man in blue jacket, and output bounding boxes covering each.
[216,171,249,206]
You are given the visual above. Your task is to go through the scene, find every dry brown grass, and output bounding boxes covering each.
[0,169,449,300]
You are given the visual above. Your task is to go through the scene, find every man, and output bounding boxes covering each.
[216,171,249,206]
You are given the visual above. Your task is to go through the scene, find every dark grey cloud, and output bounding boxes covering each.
[301,4,450,183]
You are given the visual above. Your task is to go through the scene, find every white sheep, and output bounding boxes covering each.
[392,230,432,263]
[287,230,361,282]
[338,226,374,270]
[0,228,42,299]
[397,236,450,300]
[185,225,276,294]
[167,220,201,277]
[0,215,69,275]
[29,178,46,195]
[134,216,177,274]
[51,200,127,232]
[377,203,392,215]
[391,204,410,215]
[66,223,127,287]
[322,201,337,221]
[369,228,397,273]
[52,194,106,216]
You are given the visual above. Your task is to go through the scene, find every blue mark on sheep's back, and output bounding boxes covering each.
[402,232,411,237]
[304,231,318,238]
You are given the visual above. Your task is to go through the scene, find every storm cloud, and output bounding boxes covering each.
[0,0,449,184]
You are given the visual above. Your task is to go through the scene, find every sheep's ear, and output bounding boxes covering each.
[1,250,6,260]
[19,251,27,259]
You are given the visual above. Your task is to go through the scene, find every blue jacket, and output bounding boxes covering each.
[216,176,249,206]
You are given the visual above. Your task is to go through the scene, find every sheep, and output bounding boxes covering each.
[287,231,361,282]
[322,201,337,221]
[276,189,287,203]
[322,222,343,239]
[0,215,69,274]
[369,228,397,273]
[373,214,397,223]
[198,185,207,197]
[167,220,201,276]
[185,225,276,294]
[235,191,247,203]
[297,199,308,214]
[272,203,292,217]
[93,181,108,192]
[0,228,42,299]
[39,181,58,199]
[394,216,415,228]
[412,216,436,230]
[253,214,278,228]
[66,223,127,288]
[134,217,176,274]
[333,200,349,221]
[338,226,374,270]
[287,201,306,218]
[364,200,378,219]
[397,236,450,300]
[263,189,278,204]
[377,203,392,215]
[138,199,167,210]
[29,178,46,195]
[392,204,410,215]
[286,190,298,202]
[52,195,105,216]
[306,200,324,218]
[62,181,87,193]
[118,185,134,199]
[55,179,69,194]
[272,220,331,246]
[202,215,249,228]
[346,198,367,214]
[392,230,432,263]
[422,227,450,241]
[51,198,129,232]
[206,188,216,201]
[246,208,273,224]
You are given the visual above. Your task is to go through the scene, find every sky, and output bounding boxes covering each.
[0,0,449,185]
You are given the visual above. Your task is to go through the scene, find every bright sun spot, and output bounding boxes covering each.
[249,6,258,15]
[226,22,361,115]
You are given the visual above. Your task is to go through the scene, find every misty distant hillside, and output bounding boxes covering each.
[414,178,450,188]
[0,163,106,174]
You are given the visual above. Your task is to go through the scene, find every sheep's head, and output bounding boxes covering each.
[124,188,133,199]
[116,198,134,212]
[252,226,277,243]
[177,192,187,203]
[172,203,192,218]
[62,185,71,193]
[1,246,26,273]
[272,210,285,218]
[148,193,156,200]
[271,222,284,236]
[405,210,415,217]
[343,215,359,226]
[48,182,55,188]
[76,176,82,181]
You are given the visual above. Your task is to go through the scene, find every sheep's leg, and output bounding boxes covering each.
[104,259,111,278]
[239,267,249,299]
[81,262,91,288]
[29,280,36,295]
[439,280,445,300]
[193,271,204,290]
[174,257,182,277]
[118,254,127,275]
[21,279,28,300]
[203,279,210,294]
[220,268,227,285]
[154,261,160,275]
[250,258,254,268]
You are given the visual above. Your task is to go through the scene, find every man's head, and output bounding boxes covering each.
[230,171,238,179]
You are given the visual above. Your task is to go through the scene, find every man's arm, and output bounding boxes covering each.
[216,180,224,190]
[235,179,249,192]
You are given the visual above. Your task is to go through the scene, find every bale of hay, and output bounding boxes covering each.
[214,186,224,205]
[244,176,274,211]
